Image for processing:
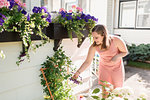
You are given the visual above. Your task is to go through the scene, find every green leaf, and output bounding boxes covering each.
[91,96,100,99]
[92,88,100,94]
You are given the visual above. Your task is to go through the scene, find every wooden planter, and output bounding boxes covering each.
[46,23,89,51]
[0,31,42,42]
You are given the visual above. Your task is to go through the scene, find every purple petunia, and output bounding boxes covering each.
[69,77,81,84]
[18,5,22,12]
[27,14,30,21]
[9,1,15,9]
[21,9,27,15]
[32,6,40,13]
[0,18,4,26]
[40,7,47,13]
[76,16,81,20]
[66,15,72,20]
[0,13,7,26]
[46,18,51,23]
[41,15,45,19]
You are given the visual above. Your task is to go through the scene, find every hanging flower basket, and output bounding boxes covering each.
[0,31,42,42]
[46,23,89,39]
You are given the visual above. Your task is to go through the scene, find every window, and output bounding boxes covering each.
[41,0,48,7]
[119,0,150,29]
[136,0,150,28]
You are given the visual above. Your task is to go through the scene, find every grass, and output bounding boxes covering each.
[127,61,150,70]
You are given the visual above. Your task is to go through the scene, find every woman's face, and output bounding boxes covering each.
[92,32,104,45]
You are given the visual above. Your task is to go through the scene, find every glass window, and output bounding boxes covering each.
[119,1,137,28]
[136,0,150,28]
[41,0,48,8]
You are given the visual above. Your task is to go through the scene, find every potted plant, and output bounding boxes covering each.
[52,6,98,39]
[0,0,52,65]
[49,5,98,50]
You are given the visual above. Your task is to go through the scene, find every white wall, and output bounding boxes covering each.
[90,0,108,25]
[0,37,91,100]
[114,29,150,45]
[0,41,54,100]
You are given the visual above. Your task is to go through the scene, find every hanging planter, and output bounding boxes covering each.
[46,23,90,51]
[46,23,89,39]
[50,5,98,51]
[0,0,52,66]
[0,31,43,42]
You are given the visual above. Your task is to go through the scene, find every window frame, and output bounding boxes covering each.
[118,0,150,30]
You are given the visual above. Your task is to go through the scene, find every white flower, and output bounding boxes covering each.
[112,87,122,95]
[112,97,124,100]
[105,97,113,100]
[112,86,134,97]
[121,86,134,96]
[139,93,147,98]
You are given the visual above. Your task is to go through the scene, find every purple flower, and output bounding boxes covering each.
[86,14,92,19]
[32,6,40,13]
[21,9,27,15]
[0,13,6,26]
[67,13,72,16]
[76,16,81,20]
[47,13,51,18]
[27,14,30,21]
[0,13,6,19]
[41,15,45,19]
[9,1,15,9]
[69,77,81,84]
[18,5,22,12]
[84,18,88,22]
[41,7,47,13]
[66,15,72,20]
[60,11,66,18]
[81,13,86,19]
[46,18,51,23]
[0,18,4,26]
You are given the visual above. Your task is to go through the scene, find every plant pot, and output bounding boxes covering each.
[0,31,21,42]
[46,23,89,51]
[0,31,42,42]
[46,23,89,39]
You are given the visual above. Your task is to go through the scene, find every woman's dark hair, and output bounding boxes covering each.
[92,24,110,49]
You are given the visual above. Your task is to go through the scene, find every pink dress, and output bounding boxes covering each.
[96,37,125,87]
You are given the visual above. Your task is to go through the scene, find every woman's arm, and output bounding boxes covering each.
[111,36,128,62]
[73,45,96,79]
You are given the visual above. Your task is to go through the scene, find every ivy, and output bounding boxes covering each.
[39,47,75,100]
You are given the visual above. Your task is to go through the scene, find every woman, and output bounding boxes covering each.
[73,24,128,98]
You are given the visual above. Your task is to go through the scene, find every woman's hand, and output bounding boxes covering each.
[73,71,80,79]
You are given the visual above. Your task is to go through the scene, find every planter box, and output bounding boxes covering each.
[0,31,42,42]
[46,23,89,39]
[46,23,90,51]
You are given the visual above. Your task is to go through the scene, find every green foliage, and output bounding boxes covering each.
[91,96,100,99]
[0,1,51,65]
[40,47,75,100]
[92,88,100,94]
[127,44,150,62]
[52,6,97,42]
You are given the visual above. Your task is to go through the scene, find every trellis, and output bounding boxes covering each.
[40,68,54,100]
[40,66,70,100]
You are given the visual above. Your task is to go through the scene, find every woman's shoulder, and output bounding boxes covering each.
[89,44,97,51]
[110,34,123,42]
[110,34,126,47]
